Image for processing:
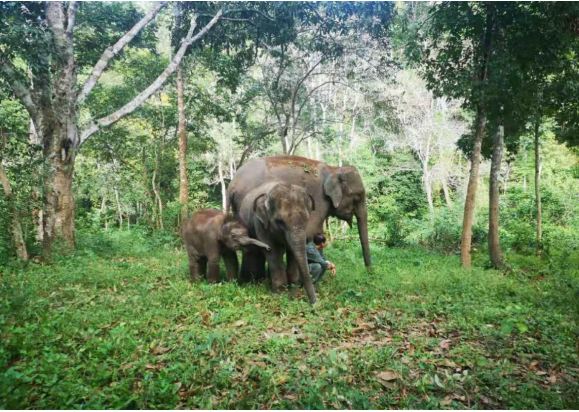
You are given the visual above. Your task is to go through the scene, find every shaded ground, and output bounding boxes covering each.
[1,229,578,409]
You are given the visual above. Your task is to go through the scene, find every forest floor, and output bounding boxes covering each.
[1,229,578,409]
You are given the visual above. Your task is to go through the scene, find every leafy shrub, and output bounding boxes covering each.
[502,220,536,255]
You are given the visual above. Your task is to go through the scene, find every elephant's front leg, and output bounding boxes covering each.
[207,257,221,283]
[186,246,200,282]
[240,250,266,283]
[265,247,288,294]
[222,250,239,282]
[198,257,207,277]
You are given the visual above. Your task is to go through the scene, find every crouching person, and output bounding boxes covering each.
[307,233,336,284]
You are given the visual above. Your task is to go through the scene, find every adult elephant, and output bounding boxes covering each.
[228,155,371,271]
[237,180,317,304]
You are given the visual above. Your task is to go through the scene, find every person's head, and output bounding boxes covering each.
[313,233,327,249]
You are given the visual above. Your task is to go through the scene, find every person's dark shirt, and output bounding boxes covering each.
[306,241,329,271]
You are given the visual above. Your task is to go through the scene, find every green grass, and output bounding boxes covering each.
[1,229,578,409]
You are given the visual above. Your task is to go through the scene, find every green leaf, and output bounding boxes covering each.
[515,323,529,334]
[500,319,515,335]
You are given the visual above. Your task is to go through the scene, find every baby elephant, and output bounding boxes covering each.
[182,209,270,283]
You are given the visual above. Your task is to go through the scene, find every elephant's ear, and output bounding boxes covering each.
[253,194,269,229]
[324,172,343,208]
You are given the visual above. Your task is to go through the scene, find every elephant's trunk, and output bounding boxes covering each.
[240,237,270,251]
[356,202,372,268]
[286,230,317,304]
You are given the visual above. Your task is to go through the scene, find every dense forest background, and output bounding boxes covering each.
[1,2,578,271]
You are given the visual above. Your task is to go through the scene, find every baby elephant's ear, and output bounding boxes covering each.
[253,193,269,229]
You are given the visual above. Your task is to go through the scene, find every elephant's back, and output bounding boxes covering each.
[262,155,330,198]
[183,209,224,241]
[263,155,331,177]
[229,159,271,212]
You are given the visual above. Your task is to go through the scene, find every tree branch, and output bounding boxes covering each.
[0,59,37,118]
[66,1,79,36]
[293,80,334,128]
[80,9,223,145]
[77,1,167,105]
[290,57,324,119]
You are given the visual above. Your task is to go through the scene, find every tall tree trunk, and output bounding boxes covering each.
[174,3,188,222]
[488,125,504,269]
[423,164,434,217]
[0,161,29,260]
[442,177,453,208]
[114,187,123,229]
[460,4,494,268]
[177,63,188,221]
[326,218,333,241]
[218,155,227,211]
[534,121,542,256]
[141,148,155,227]
[349,94,359,149]
[280,116,290,154]
[29,119,43,243]
[460,105,487,268]
[338,91,348,167]
[152,147,164,230]
[503,161,511,195]
[41,121,78,256]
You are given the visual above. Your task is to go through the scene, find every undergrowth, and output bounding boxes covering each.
[1,229,578,409]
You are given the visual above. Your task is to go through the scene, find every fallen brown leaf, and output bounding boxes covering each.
[145,363,163,370]
[151,346,171,355]
[121,362,134,371]
[178,389,195,398]
[440,339,451,350]
[376,370,399,381]
[440,397,452,406]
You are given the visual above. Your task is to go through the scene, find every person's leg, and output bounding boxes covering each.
[309,263,325,284]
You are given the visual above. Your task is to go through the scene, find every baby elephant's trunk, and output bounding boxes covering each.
[240,237,270,251]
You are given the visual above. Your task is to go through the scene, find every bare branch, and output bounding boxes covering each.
[290,57,324,118]
[80,9,224,144]
[77,1,167,105]
[66,1,79,36]
[0,59,37,118]
[293,81,335,128]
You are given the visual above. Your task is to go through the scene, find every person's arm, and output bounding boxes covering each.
[320,248,336,275]
[307,243,329,271]
[318,249,336,276]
